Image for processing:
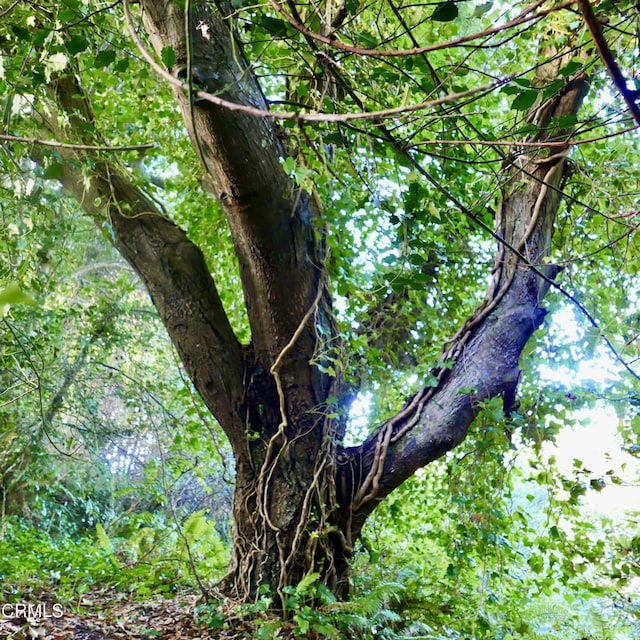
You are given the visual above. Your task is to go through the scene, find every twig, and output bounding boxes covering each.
[0,133,154,152]
[266,0,570,58]
[0,0,20,19]
[409,124,639,149]
[122,0,513,123]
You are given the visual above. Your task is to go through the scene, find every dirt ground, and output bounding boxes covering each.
[0,588,302,639]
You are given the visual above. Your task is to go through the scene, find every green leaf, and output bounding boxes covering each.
[183,510,208,540]
[114,57,130,73]
[500,85,520,96]
[473,2,493,18]
[559,59,584,77]
[95,523,114,555]
[283,156,296,175]
[431,2,459,22]
[66,35,89,55]
[510,89,538,111]
[58,7,79,23]
[311,621,339,635]
[0,282,37,317]
[43,163,64,180]
[161,46,176,69]
[542,78,564,99]
[10,24,31,41]
[257,622,282,639]
[259,16,288,37]
[293,614,310,634]
[528,554,544,573]
[295,572,320,595]
[33,29,50,49]
[555,114,578,128]
[93,49,116,69]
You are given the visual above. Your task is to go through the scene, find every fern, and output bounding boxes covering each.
[295,571,321,596]
[327,581,406,616]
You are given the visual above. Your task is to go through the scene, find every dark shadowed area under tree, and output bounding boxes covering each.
[1,0,639,638]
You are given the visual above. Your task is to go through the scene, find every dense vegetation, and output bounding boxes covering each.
[1,0,639,637]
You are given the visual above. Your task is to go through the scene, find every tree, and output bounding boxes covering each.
[1,0,638,608]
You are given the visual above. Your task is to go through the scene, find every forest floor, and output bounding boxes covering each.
[0,587,300,640]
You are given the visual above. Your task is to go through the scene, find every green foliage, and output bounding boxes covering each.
[0,517,120,599]
[1,0,639,635]
[350,400,640,639]
[431,2,459,23]
[0,510,227,600]
[0,281,37,317]
[195,575,409,639]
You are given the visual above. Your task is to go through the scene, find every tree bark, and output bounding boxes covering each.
[136,0,348,602]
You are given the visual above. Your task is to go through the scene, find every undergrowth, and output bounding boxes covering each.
[0,515,431,639]
[2,508,637,639]
[194,574,427,640]
[0,511,227,602]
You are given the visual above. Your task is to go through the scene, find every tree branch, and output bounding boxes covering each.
[264,0,571,59]
[339,66,591,533]
[138,0,337,407]
[0,133,153,152]
[577,0,640,127]
[35,72,247,453]
[120,5,517,124]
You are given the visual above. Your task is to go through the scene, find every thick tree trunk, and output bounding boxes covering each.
[227,437,350,601]
[135,0,348,603]
[29,0,590,607]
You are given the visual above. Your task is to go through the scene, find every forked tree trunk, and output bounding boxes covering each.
[28,0,590,607]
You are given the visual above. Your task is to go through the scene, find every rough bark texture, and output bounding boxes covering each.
[137,0,347,600]
[34,1,589,606]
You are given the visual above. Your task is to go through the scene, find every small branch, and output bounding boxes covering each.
[0,0,20,19]
[0,133,154,152]
[409,124,638,149]
[74,261,133,278]
[577,0,640,127]
[55,0,121,30]
[266,0,573,59]
[123,0,512,123]
[43,306,120,427]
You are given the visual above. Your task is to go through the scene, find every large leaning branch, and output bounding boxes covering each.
[34,72,247,454]
[338,67,590,535]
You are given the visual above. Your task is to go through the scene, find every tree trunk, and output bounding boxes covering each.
[27,1,590,607]
[227,435,351,601]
